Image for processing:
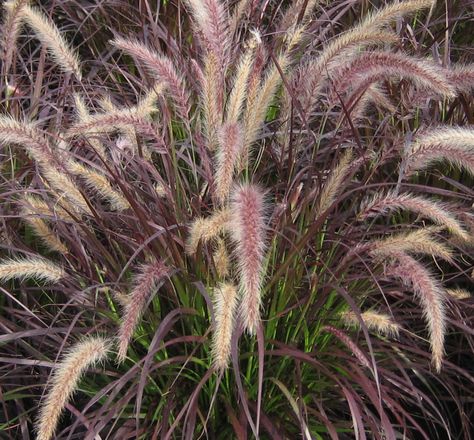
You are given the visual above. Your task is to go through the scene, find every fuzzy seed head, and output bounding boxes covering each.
[212,283,239,370]
[117,261,170,363]
[36,336,109,440]
[0,257,65,283]
[230,184,267,334]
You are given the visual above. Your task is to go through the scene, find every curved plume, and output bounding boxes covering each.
[230,184,267,334]
[359,191,469,242]
[22,5,81,78]
[36,337,109,440]
[405,127,474,176]
[2,0,27,73]
[117,260,170,362]
[112,37,189,118]
[382,251,446,372]
[329,52,455,104]
[300,0,434,115]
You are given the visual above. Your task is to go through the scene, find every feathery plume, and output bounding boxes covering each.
[446,288,471,300]
[230,0,250,35]
[230,184,267,334]
[40,166,92,216]
[212,283,239,369]
[65,110,162,143]
[359,191,469,242]
[134,83,165,117]
[117,261,169,362]
[0,117,91,215]
[298,30,399,115]
[0,116,56,164]
[323,325,371,369]
[242,25,305,162]
[314,149,353,218]
[22,194,72,222]
[329,52,455,104]
[278,0,319,31]
[214,122,243,204]
[111,37,189,117]
[446,64,474,93]
[405,127,474,177]
[383,251,446,372]
[341,310,400,338]
[369,227,454,263]
[185,0,230,65]
[0,257,65,282]
[21,207,68,254]
[21,4,81,78]
[2,0,27,73]
[202,52,222,151]
[35,337,109,440]
[67,160,130,211]
[213,237,230,278]
[186,208,232,254]
[226,33,260,124]
[300,0,435,115]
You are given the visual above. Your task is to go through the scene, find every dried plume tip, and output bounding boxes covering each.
[212,283,239,370]
[359,191,469,242]
[405,127,474,177]
[117,260,170,363]
[230,184,267,334]
[0,257,65,282]
[35,336,110,440]
[384,251,446,372]
[21,4,82,78]
[341,310,400,338]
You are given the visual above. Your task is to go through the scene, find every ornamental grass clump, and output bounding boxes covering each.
[0,0,473,438]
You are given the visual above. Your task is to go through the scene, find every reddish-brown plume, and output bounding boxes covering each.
[117,260,170,362]
[230,184,267,334]
[214,122,243,204]
[383,251,446,372]
[329,51,455,105]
